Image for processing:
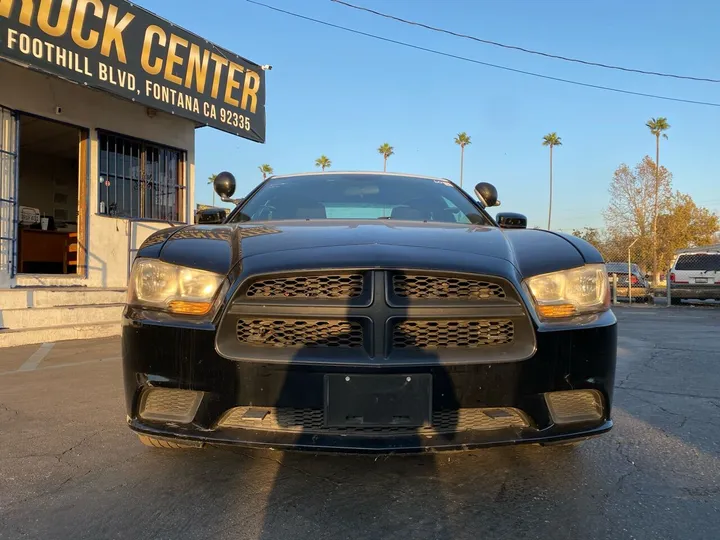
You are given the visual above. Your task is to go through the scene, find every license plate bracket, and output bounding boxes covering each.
[695,277,708,284]
[324,374,432,428]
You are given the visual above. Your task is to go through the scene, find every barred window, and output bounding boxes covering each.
[98,132,185,222]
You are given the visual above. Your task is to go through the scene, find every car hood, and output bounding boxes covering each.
[139,220,597,279]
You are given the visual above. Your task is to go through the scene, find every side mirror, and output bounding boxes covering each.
[195,207,230,224]
[496,212,527,229]
[474,182,499,208]
[213,171,241,203]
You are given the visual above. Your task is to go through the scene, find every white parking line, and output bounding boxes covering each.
[17,343,55,372]
[0,355,120,377]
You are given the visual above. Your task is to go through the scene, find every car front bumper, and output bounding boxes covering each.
[611,286,652,300]
[122,312,617,453]
[670,285,720,300]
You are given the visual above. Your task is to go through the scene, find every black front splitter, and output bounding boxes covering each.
[128,419,613,454]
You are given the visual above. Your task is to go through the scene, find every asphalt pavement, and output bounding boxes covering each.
[1,306,719,540]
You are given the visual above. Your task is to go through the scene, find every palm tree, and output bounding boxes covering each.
[453,132,471,188]
[315,155,331,171]
[207,173,217,206]
[542,132,562,230]
[258,164,274,179]
[646,117,670,282]
[377,143,394,172]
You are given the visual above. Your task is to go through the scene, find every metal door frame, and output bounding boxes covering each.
[0,105,19,278]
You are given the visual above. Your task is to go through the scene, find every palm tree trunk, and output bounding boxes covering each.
[383,156,387,172]
[652,134,660,283]
[460,146,464,189]
[212,191,216,207]
[547,145,553,230]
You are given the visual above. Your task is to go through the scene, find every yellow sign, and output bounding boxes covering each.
[0,0,266,142]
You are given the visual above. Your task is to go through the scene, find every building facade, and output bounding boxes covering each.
[0,0,265,291]
[0,59,196,289]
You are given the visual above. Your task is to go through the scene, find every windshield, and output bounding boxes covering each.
[229,173,492,225]
[675,253,720,271]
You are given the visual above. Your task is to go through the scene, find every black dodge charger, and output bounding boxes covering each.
[122,171,616,452]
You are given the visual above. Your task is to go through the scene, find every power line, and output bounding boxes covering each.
[331,0,720,84]
[246,1,720,108]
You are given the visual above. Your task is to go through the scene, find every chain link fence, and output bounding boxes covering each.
[599,242,662,305]
[565,230,720,307]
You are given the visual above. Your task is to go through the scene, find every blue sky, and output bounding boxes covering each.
[140,0,720,230]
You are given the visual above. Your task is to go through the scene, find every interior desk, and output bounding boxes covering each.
[18,228,78,274]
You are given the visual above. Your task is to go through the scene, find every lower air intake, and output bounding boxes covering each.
[545,390,604,424]
[217,407,530,434]
[139,388,203,424]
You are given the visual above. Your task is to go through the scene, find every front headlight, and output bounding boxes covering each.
[128,259,225,315]
[524,264,610,321]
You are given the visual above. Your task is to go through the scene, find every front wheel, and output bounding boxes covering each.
[671,298,682,306]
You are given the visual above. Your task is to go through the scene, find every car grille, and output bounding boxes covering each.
[245,274,364,299]
[393,320,514,349]
[392,274,506,299]
[236,319,364,348]
[217,406,530,434]
[219,270,534,364]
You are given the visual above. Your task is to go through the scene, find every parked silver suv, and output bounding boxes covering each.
[669,245,720,305]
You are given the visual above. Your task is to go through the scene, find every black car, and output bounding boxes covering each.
[122,172,617,453]
[605,262,653,303]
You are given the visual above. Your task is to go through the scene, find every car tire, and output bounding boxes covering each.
[671,298,682,306]
[137,434,200,449]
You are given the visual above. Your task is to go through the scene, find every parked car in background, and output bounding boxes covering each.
[669,245,720,305]
[605,262,653,303]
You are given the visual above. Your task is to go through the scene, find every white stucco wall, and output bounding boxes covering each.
[0,60,196,289]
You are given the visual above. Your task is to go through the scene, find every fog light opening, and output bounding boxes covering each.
[139,388,204,424]
[545,390,604,425]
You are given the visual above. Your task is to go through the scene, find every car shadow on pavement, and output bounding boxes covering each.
[242,276,466,539]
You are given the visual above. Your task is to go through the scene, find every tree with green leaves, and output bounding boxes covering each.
[258,164,274,179]
[377,143,394,172]
[572,227,605,249]
[542,132,562,230]
[207,173,217,206]
[657,192,719,272]
[603,156,671,275]
[315,155,331,171]
[453,132,471,188]
[646,117,671,282]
